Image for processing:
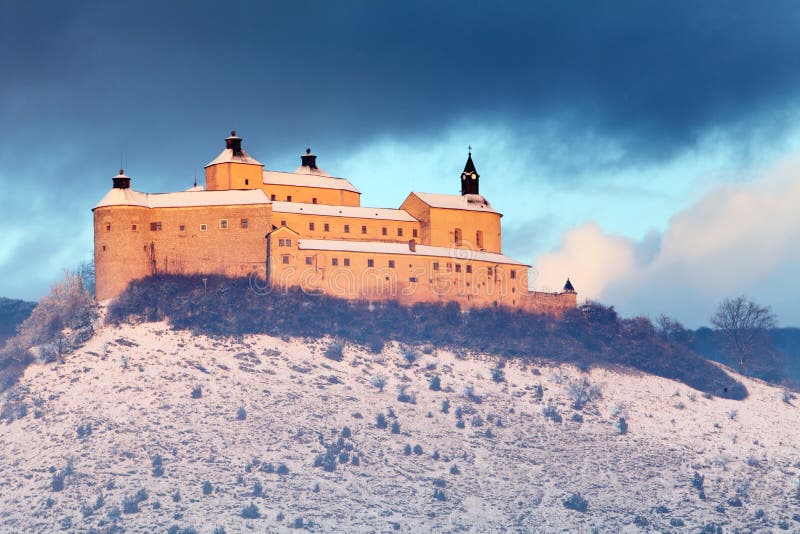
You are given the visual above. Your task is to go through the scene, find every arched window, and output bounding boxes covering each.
[476,230,483,249]
[454,228,462,246]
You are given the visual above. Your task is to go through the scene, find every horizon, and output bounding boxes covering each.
[2,1,800,328]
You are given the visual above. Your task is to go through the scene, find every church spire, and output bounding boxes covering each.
[460,146,480,195]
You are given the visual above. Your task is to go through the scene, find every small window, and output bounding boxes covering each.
[381,227,387,236]
[241,219,248,228]
[305,257,313,265]
[285,239,292,247]
[332,258,339,266]
[324,223,330,232]
[361,225,367,234]
[455,264,462,273]
[397,228,403,237]
[245,179,249,186]
[271,194,276,201]
[219,219,228,229]
[179,224,185,232]
[476,230,484,249]
[309,222,315,231]
[102,245,106,251]
[454,228,462,246]
[466,265,472,273]
[287,195,292,202]
[278,239,285,246]
[409,276,418,283]
[446,262,453,272]
[510,270,516,279]
[388,260,395,268]
[433,262,439,271]
[131,224,137,231]
[200,224,208,231]
[344,224,350,233]
[412,228,418,238]
[150,222,162,231]
[282,255,289,264]
[367,259,374,267]
[312,197,318,204]
[105,223,111,231]
[343,258,350,266]
[488,267,493,276]
[281,220,286,227]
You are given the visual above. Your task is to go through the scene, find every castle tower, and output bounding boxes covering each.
[205,130,264,191]
[112,169,131,189]
[460,148,480,195]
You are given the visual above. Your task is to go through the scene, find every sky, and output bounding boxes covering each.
[2,1,800,327]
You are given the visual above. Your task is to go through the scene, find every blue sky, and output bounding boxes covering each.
[2,1,800,326]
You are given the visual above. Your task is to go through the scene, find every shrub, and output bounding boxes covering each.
[324,340,344,361]
[371,375,387,392]
[51,472,65,492]
[202,481,213,495]
[433,489,446,501]
[615,417,628,434]
[351,455,360,466]
[276,463,289,475]
[241,503,260,519]
[403,444,412,455]
[563,492,588,512]
[542,403,562,423]
[397,384,415,404]
[566,379,602,410]
[122,496,139,514]
[341,426,351,438]
[464,386,482,403]
[455,419,465,429]
[400,345,419,367]
[190,385,202,399]
[252,481,262,497]
[376,413,388,429]
[571,413,583,423]
[293,517,305,528]
[413,444,423,455]
[429,375,441,391]
[440,399,450,413]
[491,367,505,383]
[172,489,181,503]
[213,528,227,534]
[236,407,246,420]
[450,464,460,475]
[76,422,93,439]
[390,421,400,434]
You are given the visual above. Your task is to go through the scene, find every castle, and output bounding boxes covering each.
[93,131,576,314]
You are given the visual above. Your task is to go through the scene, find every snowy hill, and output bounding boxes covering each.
[1,321,799,532]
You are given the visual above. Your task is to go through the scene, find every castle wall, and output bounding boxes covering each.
[272,212,420,244]
[205,162,264,191]
[94,206,152,301]
[260,184,360,206]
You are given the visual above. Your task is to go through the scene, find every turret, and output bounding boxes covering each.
[460,148,480,195]
[563,278,576,293]
[112,169,131,189]
[300,148,318,170]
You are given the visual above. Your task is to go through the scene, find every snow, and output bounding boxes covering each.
[2,321,799,531]
[262,170,360,194]
[272,201,417,222]
[292,164,331,176]
[94,188,269,209]
[411,192,499,214]
[298,239,530,265]
[204,148,263,167]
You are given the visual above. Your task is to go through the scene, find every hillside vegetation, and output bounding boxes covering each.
[0,297,35,344]
[108,274,748,400]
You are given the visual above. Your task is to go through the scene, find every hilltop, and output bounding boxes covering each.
[1,320,799,532]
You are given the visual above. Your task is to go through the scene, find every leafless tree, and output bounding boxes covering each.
[710,296,777,376]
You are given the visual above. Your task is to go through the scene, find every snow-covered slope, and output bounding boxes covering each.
[1,322,799,532]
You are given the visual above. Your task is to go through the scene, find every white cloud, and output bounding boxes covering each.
[533,156,800,326]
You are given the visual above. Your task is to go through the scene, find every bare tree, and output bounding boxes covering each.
[710,296,777,376]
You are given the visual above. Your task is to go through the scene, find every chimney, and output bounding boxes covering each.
[301,148,317,169]
[226,130,242,155]
[408,239,416,252]
[112,169,131,189]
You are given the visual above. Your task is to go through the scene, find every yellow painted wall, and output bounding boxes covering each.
[261,184,360,206]
[205,162,264,191]
[273,211,420,243]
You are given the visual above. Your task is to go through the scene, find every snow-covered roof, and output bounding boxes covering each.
[272,201,416,222]
[410,192,499,214]
[94,188,269,209]
[262,170,360,194]
[298,239,528,266]
[205,148,263,167]
[292,164,331,176]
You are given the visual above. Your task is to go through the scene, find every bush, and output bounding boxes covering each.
[51,472,65,492]
[341,426,351,438]
[615,417,628,434]
[491,367,505,383]
[276,463,289,475]
[122,496,139,514]
[376,413,387,429]
[429,375,441,391]
[252,481,262,497]
[542,403,562,423]
[567,379,602,409]
[562,492,588,512]
[324,340,344,361]
[191,385,202,399]
[236,407,246,420]
[440,400,450,413]
[371,375,387,392]
[413,444,423,455]
[241,503,260,519]
[202,481,213,495]
[172,489,181,503]
[450,464,460,475]
[433,489,446,501]
[397,385,415,404]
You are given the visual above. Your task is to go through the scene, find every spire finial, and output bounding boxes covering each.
[468,144,472,156]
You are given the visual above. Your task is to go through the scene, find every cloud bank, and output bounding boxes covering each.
[533,157,800,326]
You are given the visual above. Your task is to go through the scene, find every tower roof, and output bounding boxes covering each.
[205,130,263,167]
[463,152,477,175]
[563,278,576,292]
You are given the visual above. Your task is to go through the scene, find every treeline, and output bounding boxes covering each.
[0,298,36,345]
[108,274,748,400]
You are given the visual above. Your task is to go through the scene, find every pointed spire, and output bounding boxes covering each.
[460,147,480,195]
[563,278,576,293]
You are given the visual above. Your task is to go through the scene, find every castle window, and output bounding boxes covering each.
[433,262,439,271]
[388,260,395,268]
[446,262,453,272]
[488,267,493,276]
[409,276,418,283]
[200,224,207,231]
[179,224,185,231]
[312,197,318,204]
[455,264,461,273]
[285,239,292,247]
[150,222,162,231]
[324,223,330,232]
[332,258,339,266]
[102,245,106,251]
[309,222,315,231]
[361,225,367,234]
[381,227,387,236]
[278,239,285,246]
[344,258,350,266]
[305,257,313,265]
[512,287,516,293]
[282,255,289,264]
[367,259,374,267]
[271,194,276,201]
[510,270,516,279]
[287,195,292,202]
[245,179,249,185]
[105,223,111,231]
[131,224,137,231]
[397,228,403,237]
[466,265,472,274]
[344,224,350,233]
[219,219,228,229]
[241,219,248,228]
[476,230,483,249]
[412,228,418,238]
[454,228,462,246]
[281,220,286,226]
